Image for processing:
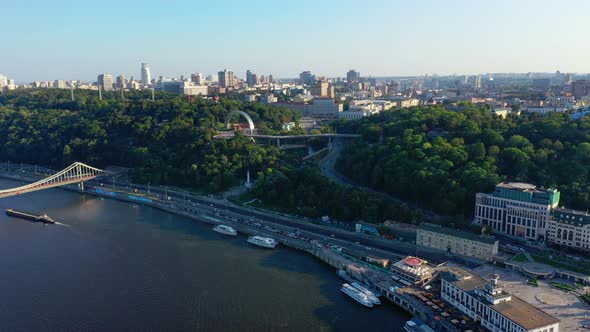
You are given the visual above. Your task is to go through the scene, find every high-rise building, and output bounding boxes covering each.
[346,69,360,83]
[571,80,590,99]
[474,75,482,89]
[474,182,560,241]
[0,74,8,91]
[116,75,127,89]
[141,63,151,87]
[218,69,235,88]
[191,73,203,85]
[299,71,315,85]
[251,74,259,86]
[246,70,253,86]
[53,80,66,89]
[97,74,114,91]
[311,81,329,97]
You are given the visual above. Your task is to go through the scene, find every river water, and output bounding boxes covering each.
[0,178,409,331]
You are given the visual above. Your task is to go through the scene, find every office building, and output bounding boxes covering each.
[547,208,590,251]
[299,71,315,85]
[474,75,482,89]
[141,63,151,87]
[347,69,360,83]
[416,223,498,261]
[191,73,203,85]
[218,69,236,88]
[441,271,559,332]
[311,81,328,97]
[303,98,343,120]
[116,75,127,89]
[53,80,66,89]
[474,182,560,241]
[246,70,253,86]
[97,74,114,91]
[156,80,208,96]
[571,80,590,99]
[526,106,567,114]
[251,73,259,86]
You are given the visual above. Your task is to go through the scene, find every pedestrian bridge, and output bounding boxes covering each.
[0,162,108,198]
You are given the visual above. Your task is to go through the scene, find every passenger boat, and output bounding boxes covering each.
[340,283,373,307]
[351,282,381,305]
[212,224,237,236]
[247,236,278,248]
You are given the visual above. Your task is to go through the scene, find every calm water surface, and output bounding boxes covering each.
[0,178,409,331]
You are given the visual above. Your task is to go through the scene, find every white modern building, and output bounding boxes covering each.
[338,110,372,120]
[474,182,560,241]
[526,106,567,114]
[304,98,343,120]
[441,271,559,332]
[141,62,151,87]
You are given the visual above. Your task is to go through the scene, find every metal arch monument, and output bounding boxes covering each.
[225,110,255,134]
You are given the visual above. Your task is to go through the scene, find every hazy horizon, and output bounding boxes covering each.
[2,0,590,82]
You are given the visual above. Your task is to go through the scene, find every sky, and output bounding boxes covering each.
[2,0,590,82]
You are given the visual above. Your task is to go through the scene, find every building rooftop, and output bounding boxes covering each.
[552,207,590,226]
[445,273,560,330]
[492,182,560,206]
[496,182,540,191]
[418,223,498,245]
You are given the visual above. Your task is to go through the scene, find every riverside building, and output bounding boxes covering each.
[547,208,590,251]
[441,270,559,332]
[416,223,498,261]
[474,182,560,241]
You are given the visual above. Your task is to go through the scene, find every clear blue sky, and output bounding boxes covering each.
[2,0,589,82]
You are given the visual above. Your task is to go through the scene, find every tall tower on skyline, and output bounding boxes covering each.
[141,62,151,87]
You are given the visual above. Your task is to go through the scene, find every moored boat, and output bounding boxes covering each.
[351,282,381,305]
[340,283,373,308]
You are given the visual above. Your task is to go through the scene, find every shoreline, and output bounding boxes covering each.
[0,171,457,330]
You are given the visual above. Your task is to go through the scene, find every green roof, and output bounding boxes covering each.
[418,223,498,245]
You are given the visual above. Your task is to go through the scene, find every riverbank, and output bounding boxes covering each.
[0,169,467,331]
[0,171,438,327]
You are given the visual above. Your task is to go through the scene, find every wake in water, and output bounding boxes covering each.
[50,221,71,228]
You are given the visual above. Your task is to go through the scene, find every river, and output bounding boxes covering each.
[0,178,410,331]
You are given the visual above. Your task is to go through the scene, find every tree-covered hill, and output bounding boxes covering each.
[0,89,301,191]
[334,105,590,215]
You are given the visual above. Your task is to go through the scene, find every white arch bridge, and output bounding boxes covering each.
[0,162,108,198]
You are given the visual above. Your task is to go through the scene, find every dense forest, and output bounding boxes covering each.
[0,89,300,191]
[3,89,589,224]
[334,105,590,215]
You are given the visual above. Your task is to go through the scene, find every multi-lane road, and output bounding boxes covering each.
[0,163,483,267]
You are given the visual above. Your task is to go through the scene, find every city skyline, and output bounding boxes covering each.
[3,0,590,82]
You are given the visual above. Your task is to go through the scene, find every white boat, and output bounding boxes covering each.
[351,282,381,305]
[247,236,278,248]
[340,283,373,308]
[212,224,237,236]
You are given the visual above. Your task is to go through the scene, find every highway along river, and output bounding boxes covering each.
[0,178,410,331]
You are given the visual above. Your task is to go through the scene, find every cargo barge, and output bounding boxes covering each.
[5,208,55,224]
